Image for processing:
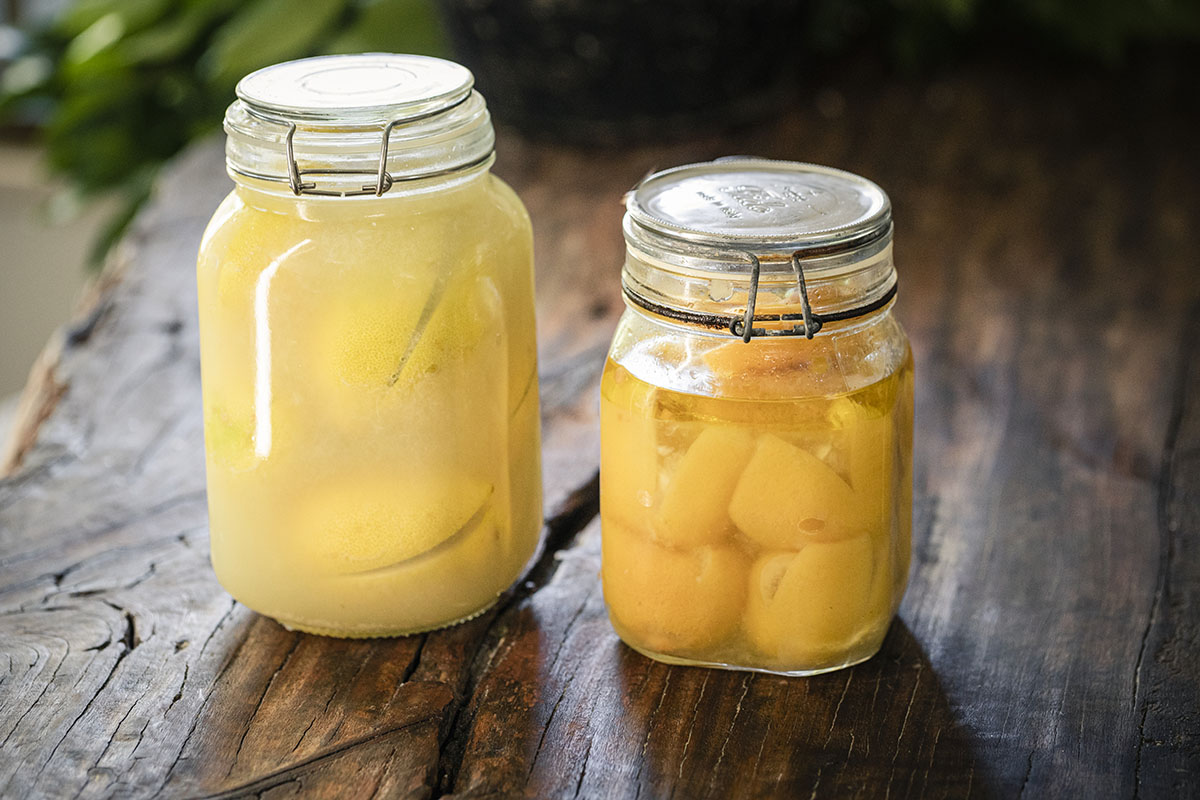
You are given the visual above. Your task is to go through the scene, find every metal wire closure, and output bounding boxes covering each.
[731,251,819,342]
[623,249,898,342]
[230,94,492,197]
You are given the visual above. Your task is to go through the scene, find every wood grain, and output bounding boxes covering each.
[1,59,1198,798]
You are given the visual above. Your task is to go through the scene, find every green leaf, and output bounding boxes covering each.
[47,66,139,134]
[0,55,55,100]
[324,0,446,56]
[57,0,174,38]
[47,124,140,190]
[120,0,241,65]
[200,0,350,91]
[63,12,126,66]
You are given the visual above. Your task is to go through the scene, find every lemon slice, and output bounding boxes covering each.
[298,474,493,575]
[729,434,868,548]
[653,425,755,547]
[601,519,747,654]
[744,535,876,663]
[599,365,661,529]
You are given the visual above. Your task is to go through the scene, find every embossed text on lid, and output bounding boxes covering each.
[237,53,474,124]
[628,158,890,251]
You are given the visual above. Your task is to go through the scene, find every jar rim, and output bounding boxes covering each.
[620,158,899,341]
[236,53,474,126]
[224,54,495,197]
[625,157,892,265]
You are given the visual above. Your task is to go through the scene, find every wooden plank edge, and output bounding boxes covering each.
[1,245,130,477]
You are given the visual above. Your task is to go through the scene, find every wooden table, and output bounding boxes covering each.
[1,60,1197,799]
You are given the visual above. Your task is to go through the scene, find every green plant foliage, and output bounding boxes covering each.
[1,0,446,265]
[200,0,350,91]
[325,0,444,55]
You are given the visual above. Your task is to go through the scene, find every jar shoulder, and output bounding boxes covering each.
[483,174,532,232]
[198,173,532,276]
[197,190,243,268]
[605,308,911,402]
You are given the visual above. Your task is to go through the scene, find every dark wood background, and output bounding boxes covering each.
[1,58,1197,798]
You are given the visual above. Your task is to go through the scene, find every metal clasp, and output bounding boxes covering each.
[728,250,822,343]
[283,122,397,197]
[273,92,475,197]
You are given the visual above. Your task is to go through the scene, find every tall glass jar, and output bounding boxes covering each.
[600,159,913,675]
[197,54,541,637]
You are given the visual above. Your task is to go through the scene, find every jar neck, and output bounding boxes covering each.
[224,90,495,199]
[229,155,495,217]
[621,239,898,340]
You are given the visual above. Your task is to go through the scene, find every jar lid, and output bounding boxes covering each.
[627,158,891,254]
[225,54,494,197]
[236,53,474,125]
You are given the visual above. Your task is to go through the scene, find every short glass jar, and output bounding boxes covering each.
[600,159,913,675]
[196,54,541,637]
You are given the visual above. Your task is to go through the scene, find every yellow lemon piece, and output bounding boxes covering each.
[297,474,493,575]
[653,425,755,548]
[702,336,842,399]
[203,403,258,472]
[248,501,510,637]
[729,434,868,548]
[600,363,661,529]
[202,392,299,471]
[744,535,878,664]
[216,253,268,312]
[212,209,287,309]
[393,272,498,391]
[834,398,894,539]
[505,383,543,562]
[312,278,435,391]
[306,269,501,432]
[601,358,663,414]
[601,519,747,654]
[326,503,507,632]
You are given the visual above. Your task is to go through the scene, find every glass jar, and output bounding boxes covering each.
[196,54,541,637]
[600,158,913,675]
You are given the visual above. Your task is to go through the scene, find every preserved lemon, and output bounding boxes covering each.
[602,519,748,654]
[599,158,911,675]
[600,349,911,672]
[198,54,541,636]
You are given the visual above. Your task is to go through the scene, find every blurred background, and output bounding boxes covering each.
[0,0,1197,434]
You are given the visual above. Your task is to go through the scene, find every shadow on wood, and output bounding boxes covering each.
[444,517,996,799]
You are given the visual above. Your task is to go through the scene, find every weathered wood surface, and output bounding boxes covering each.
[2,60,1199,798]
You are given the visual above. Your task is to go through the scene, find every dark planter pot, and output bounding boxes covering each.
[437,0,805,145]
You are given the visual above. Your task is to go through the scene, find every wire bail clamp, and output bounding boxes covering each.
[728,250,822,342]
